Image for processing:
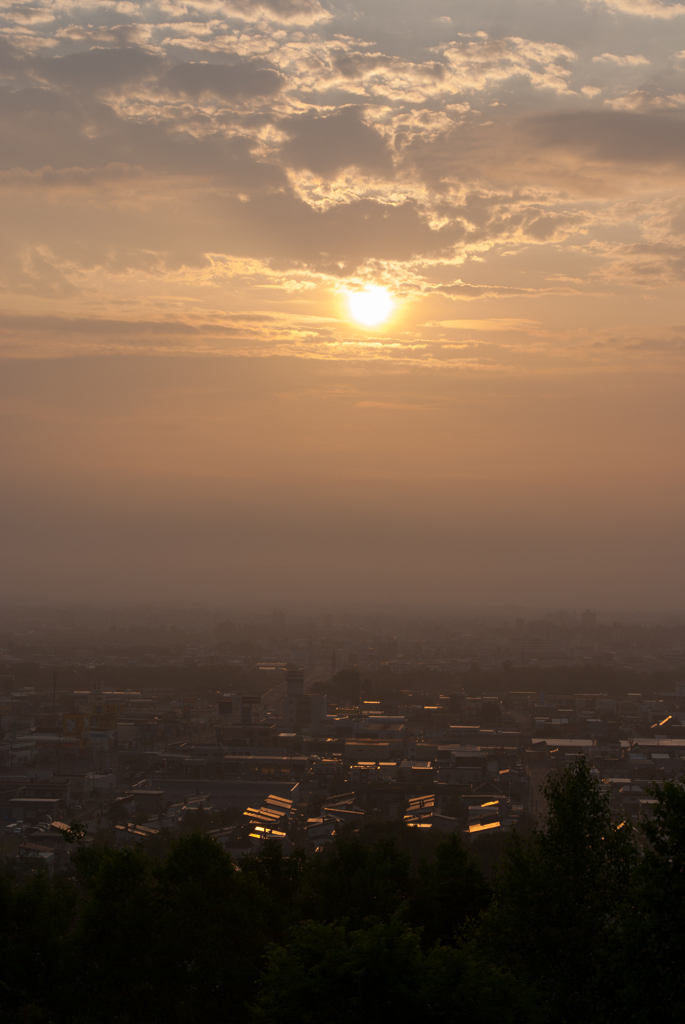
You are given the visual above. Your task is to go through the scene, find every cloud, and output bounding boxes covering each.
[600,241,685,282]
[436,34,577,95]
[155,0,330,23]
[431,318,541,330]
[593,326,685,351]
[221,0,331,23]
[0,84,287,185]
[0,0,681,360]
[53,22,154,47]
[605,90,685,110]
[0,4,55,25]
[0,35,26,73]
[0,310,280,335]
[33,46,162,91]
[163,59,283,98]
[430,280,582,299]
[592,0,685,17]
[592,52,650,64]
[0,308,294,358]
[0,162,145,185]
[313,34,579,104]
[279,106,394,179]
[524,109,685,165]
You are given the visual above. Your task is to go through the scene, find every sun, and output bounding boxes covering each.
[347,286,394,326]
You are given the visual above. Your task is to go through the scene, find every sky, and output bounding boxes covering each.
[1,0,685,610]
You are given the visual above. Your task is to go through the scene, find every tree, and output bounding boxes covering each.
[239,840,306,942]
[0,870,76,1023]
[476,757,637,1023]
[611,779,685,1023]
[251,917,537,1024]
[409,833,490,947]
[63,820,87,844]
[153,832,265,1023]
[297,835,413,929]
[67,834,267,1024]
[68,845,160,1023]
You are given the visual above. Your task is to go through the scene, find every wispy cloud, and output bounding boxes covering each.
[0,0,680,374]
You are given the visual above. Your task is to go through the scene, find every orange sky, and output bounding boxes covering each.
[1,0,684,608]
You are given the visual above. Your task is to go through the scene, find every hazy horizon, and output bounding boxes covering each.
[1,598,684,627]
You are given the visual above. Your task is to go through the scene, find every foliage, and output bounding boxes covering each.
[0,759,684,1023]
[476,757,638,1022]
[609,779,685,1023]
[296,834,414,929]
[251,917,535,1024]
[63,819,88,844]
[0,870,76,1021]
[409,832,490,946]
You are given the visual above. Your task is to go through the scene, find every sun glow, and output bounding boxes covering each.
[348,286,394,326]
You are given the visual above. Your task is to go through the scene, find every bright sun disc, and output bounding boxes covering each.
[348,286,393,326]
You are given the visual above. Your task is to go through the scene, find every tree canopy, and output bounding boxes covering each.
[0,759,683,1024]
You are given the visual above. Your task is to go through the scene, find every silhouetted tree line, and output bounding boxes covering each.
[1,760,685,1023]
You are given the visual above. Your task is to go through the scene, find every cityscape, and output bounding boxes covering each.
[2,603,685,852]
[2,603,685,1021]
